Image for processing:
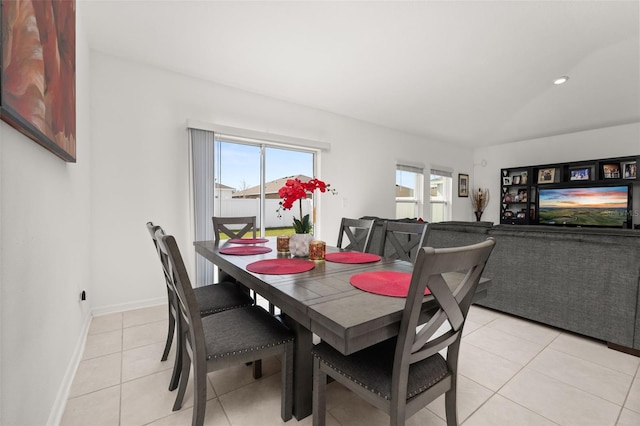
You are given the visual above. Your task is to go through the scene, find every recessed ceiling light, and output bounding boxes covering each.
[553,76,569,85]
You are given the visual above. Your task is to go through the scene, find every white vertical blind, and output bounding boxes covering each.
[189,128,216,286]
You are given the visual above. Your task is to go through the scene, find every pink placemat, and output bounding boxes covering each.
[325,252,381,264]
[228,238,269,244]
[219,246,272,255]
[247,258,315,275]
[350,271,430,298]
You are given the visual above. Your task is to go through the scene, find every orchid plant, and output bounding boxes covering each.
[277,178,335,233]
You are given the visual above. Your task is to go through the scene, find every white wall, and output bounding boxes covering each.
[89,51,475,312]
[0,8,93,425]
[473,122,640,223]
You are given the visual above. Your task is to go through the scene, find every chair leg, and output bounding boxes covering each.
[252,359,263,379]
[444,387,458,426]
[162,304,175,361]
[191,362,207,426]
[312,357,327,426]
[172,348,191,411]
[281,342,293,421]
[168,327,182,391]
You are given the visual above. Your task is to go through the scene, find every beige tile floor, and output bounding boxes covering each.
[61,303,640,426]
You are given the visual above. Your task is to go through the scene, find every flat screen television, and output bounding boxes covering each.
[537,184,632,228]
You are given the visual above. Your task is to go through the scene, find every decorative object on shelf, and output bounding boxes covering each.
[521,172,528,184]
[502,176,512,185]
[622,161,636,179]
[289,233,314,257]
[471,188,490,221]
[512,175,521,185]
[570,167,591,181]
[537,168,556,184]
[0,0,77,162]
[276,177,336,256]
[458,174,469,197]
[602,163,621,179]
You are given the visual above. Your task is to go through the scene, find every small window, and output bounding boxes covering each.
[396,164,424,219]
[430,169,452,222]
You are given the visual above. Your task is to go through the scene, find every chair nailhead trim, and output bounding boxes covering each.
[207,338,293,360]
[314,354,448,401]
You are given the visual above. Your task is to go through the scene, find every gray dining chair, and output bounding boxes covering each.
[146,222,255,390]
[376,221,428,262]
[336,217,375,252]
[212,216,277,314]
[312,238,496,426]
[156,229,294,426]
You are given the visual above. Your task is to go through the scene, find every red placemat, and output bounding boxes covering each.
[325,252,381,264]
[247,258,315,275]
[228,238,269,244]
[350,271,430,298]
[219,246,272,255]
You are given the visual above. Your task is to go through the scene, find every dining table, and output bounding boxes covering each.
[194,237,491,420]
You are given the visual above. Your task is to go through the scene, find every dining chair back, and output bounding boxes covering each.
[312,237,496,426]
[377,221,428,262]
[156,230,294,426]
[212,216,257,240]
[336,218,375,252]
[146,222,254,392]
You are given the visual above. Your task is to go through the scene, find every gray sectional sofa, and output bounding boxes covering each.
[365,217,640,353]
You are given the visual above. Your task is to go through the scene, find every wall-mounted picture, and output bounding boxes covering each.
[0,0,76,162]
[622,161,637,179]
[458,174,469,197]
[502,176,512,185]
[537,168,555,184]
[570,167,590,181]
[603,163,621,179]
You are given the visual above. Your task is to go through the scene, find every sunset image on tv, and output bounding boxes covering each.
[538,186,629,227]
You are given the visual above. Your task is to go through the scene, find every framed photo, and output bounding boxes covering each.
[602,163,621,179]
[569,167,590,181]
[502,176,512,185]
[0,1,76,162]
[622,161,637,179]
[537,168,555,184]
[458,174,469,197]
[512,175,521,185]
[516,211,526,219]
[503,210,514,218]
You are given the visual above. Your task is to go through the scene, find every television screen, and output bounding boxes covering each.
[538,185,631,228]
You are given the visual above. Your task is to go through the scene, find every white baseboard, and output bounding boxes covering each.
[91,296,166,316]
[46,297,166,425]
[46,312,92,426]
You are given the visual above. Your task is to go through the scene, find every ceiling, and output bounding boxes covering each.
[82,0,640,148]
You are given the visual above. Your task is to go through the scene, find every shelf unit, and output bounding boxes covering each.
[500,155,639,226]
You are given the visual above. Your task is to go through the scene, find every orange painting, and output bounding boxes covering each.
[1,0,76,162]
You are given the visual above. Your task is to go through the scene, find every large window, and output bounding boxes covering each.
[190,126,322,285]
[396,164,424,219]
[213,137,316,236]
[429,169,452,222]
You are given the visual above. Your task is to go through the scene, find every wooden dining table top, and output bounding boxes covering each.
[194,238,490,355]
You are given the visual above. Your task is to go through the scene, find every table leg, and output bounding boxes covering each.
[281,314,313,420]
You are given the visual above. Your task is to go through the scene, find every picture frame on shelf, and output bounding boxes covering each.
[537,168,556,184]
[502,176,512,185]
[503,211,514,218]
[521,172,528,184]
[622,161,637,179]
[458,174,469,197]
[569,167,590,181]
[603,163,621,179]
[516,211,526,219]
[512,175,521,185]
